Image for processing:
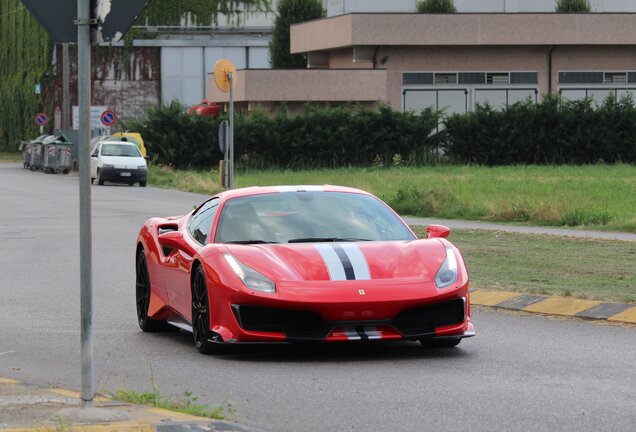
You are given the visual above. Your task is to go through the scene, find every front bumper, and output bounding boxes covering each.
[213,295,474,344]
[100,166,147,183]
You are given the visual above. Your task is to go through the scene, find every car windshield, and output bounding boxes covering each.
[101,143,141,157]
[215,191,416,244]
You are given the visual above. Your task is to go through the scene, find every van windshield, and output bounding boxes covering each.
[101,143,141,157]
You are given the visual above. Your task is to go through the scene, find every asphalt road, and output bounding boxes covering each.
[1,163,635,432]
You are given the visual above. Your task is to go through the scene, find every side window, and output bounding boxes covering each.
[92,145,99,157]
[188,199,219,245]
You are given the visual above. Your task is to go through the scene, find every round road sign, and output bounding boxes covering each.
[213,59,237,93]
[35,113,49,127]
[101,110,117,127]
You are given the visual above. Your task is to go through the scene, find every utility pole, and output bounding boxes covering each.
[62,43,71,129]
[76,0,93,406]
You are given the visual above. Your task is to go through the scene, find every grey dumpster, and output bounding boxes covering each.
[43,136,73,174]
[29,141,44,171]
[19,141,31,169]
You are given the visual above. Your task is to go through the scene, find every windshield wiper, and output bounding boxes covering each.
[288,237,372,243]
[226,240,278,244]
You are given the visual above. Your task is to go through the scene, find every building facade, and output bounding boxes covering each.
[208,12,636,115]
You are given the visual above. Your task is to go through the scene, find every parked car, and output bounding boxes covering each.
[135,185,474,354]
[90,139,147,186]
[188,99,221,117]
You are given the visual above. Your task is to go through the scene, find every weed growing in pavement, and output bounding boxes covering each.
[111,360,227,420]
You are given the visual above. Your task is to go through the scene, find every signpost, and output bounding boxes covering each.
[218,120,228,188]
[213,59,237,189]
[21,0,152,408]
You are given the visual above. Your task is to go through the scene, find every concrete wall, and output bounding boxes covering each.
[207,69,387,103]
[54,46,161,127]
[325,0,636,14]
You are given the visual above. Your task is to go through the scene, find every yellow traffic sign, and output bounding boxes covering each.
[213,59,237,93]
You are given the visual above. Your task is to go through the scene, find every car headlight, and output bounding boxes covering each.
[223,254,276,293]
[435,247,458,288]
[102,164,114,169]
[137,165,147,170]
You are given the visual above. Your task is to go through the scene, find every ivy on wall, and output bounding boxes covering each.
[138,0,271,26]
[0,0,53,151]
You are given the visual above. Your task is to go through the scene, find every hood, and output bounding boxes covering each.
[100,155,146,169]
[224,240,448,283]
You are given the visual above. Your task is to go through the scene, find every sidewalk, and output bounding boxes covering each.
[0,377,248,432]
[403,216,636,242]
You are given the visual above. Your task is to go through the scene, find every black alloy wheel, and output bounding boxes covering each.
[136,250,170,332]
[192,266,220,354]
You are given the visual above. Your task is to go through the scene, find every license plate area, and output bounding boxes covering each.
[120,172,131,177]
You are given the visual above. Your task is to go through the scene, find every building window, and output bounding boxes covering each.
[434,73,457,85]
[403,73,434,85]
[486,73,509,85]
[458,72,485,85]
[604,72,627,85]
[510,72,538,85]
[559,72,604,84]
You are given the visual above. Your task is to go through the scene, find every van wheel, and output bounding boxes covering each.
[97,169,105,185]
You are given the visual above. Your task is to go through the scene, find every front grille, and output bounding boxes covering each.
[392,298,465,337]
[231,305,331,340]
[232,298,465,341]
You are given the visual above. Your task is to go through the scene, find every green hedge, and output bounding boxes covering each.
[128,95,636,169]
[126,103,441,169]
[443,95,636,165]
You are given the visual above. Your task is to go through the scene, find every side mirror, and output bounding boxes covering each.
[157,231,196,256]
[426,224,450,239]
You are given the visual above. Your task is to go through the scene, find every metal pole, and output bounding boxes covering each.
[228,71,234,189]
[62,43,71,129]
[77,0,93,407]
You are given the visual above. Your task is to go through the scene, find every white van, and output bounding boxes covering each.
[90,140,147,187]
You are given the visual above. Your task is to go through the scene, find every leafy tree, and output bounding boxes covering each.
[555,0,591,12]
[416,0,457,13]
[269,0,325,68]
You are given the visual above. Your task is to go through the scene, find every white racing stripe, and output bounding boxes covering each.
[340,243,371,280]
[315,244,347,280]
[315,243,372,281]
[364,326,382,340]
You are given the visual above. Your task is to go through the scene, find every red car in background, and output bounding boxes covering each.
[188,99,221,117]
[135,185,474,354]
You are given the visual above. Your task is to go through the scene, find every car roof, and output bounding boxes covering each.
[216,185,372,201]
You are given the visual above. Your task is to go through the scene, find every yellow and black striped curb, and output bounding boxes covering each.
[471,290,636,324]
[0,377,246,432]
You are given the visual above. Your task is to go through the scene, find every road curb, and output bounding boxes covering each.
[471,290,636,324]
[0,378,248,432]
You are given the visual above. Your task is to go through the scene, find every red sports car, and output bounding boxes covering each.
[135,185,474,354]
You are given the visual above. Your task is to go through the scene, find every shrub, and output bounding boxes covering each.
[416,0,457,13]
[442,93,636,165]
[269,0,325,68]
[126,103,442,170]
[555,0,591,13]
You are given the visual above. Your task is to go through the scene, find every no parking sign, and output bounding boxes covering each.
[35,112,49,127]
[100,110,117,127]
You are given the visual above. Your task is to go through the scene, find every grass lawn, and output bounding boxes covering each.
[149,164,636,233]
[410,227,636,303]
[0,151,21,163]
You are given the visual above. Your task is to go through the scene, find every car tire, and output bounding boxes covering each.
[192,265,221,354]
[97,169,105,185]
[140,181,146,187]
[419,338,461,348]
[91,177,95,184]
[136,250,171,332]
